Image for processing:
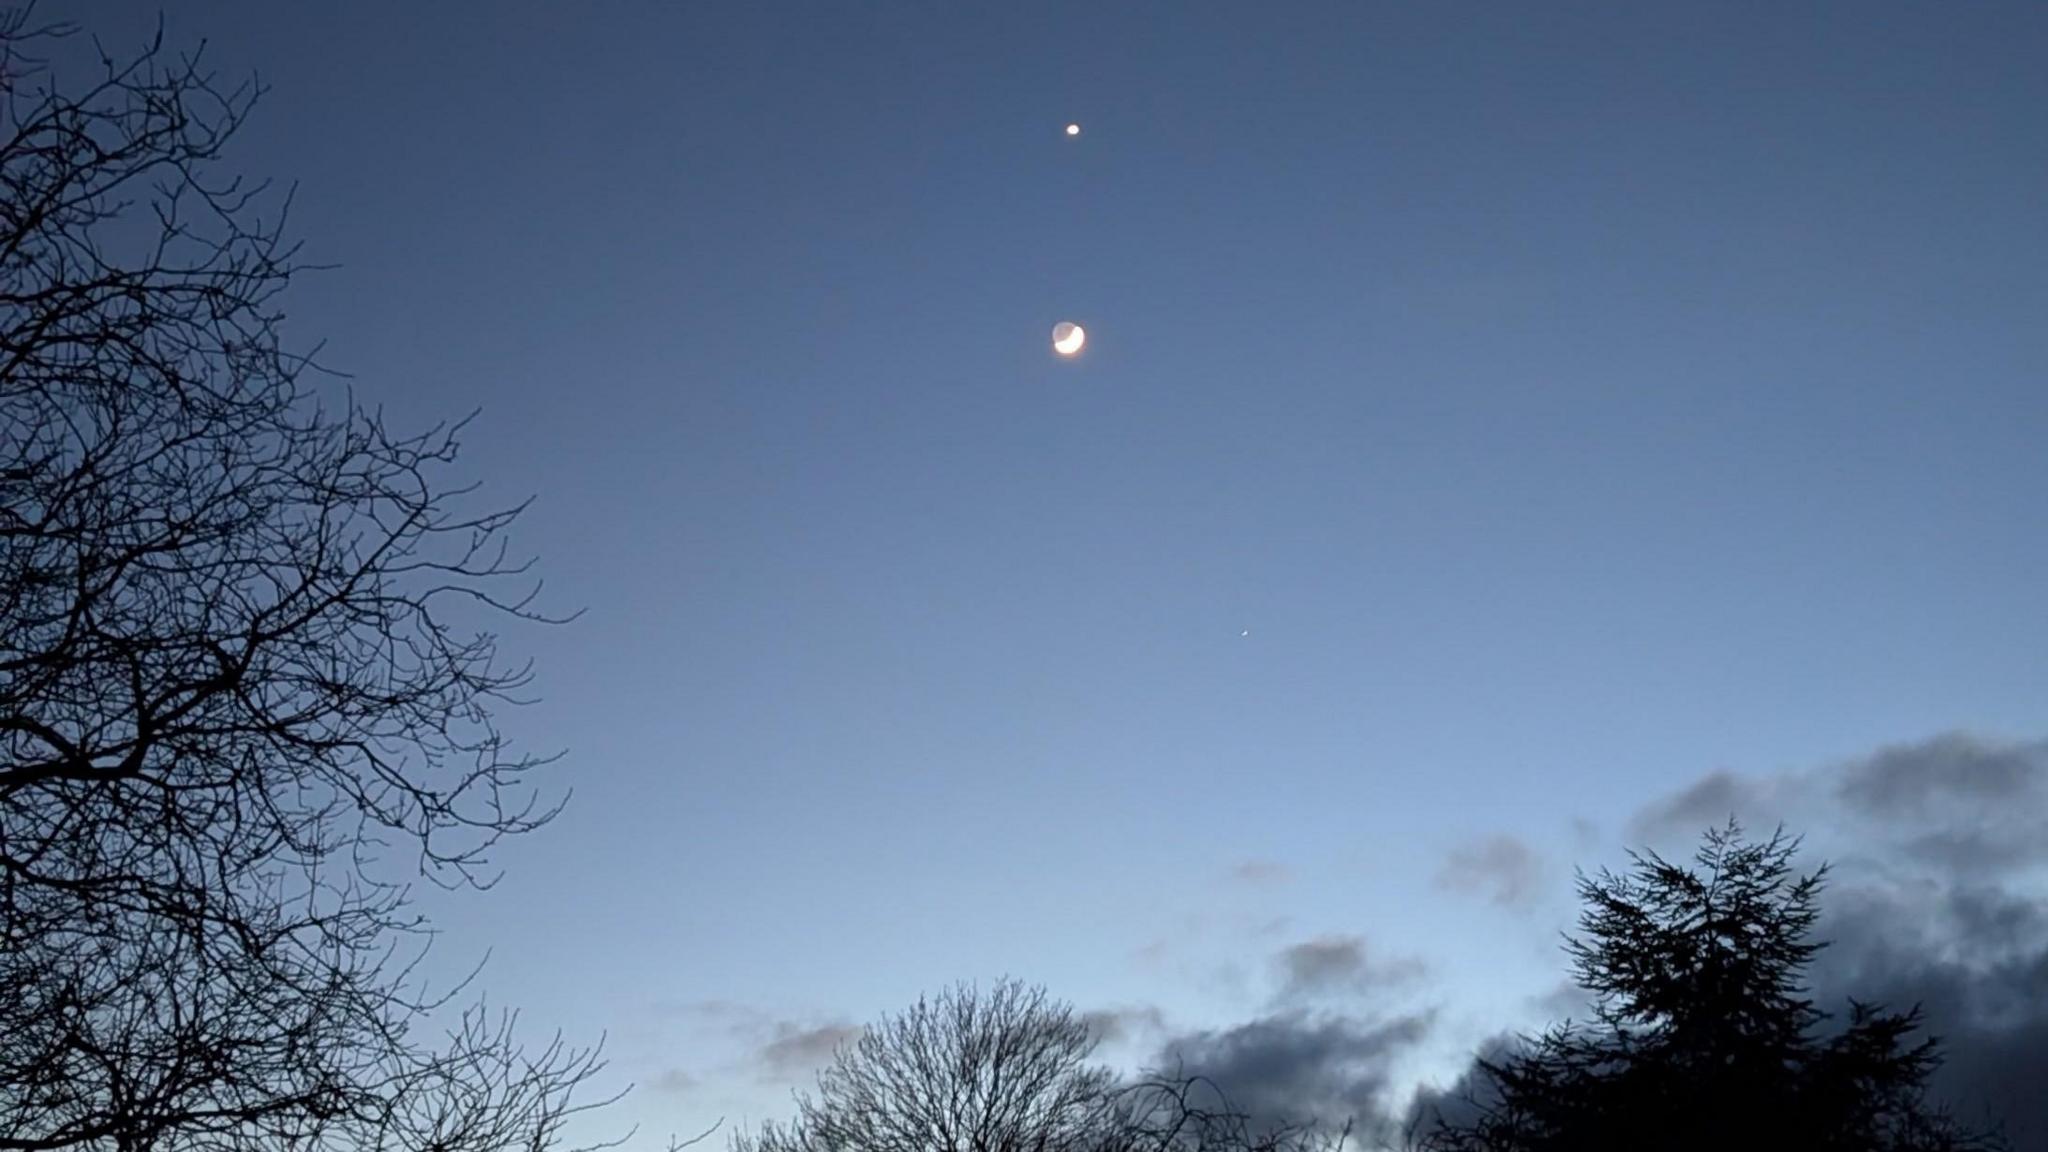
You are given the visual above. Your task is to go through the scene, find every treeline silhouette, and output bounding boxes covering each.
[0,11,2017,1152]
[729,827,2010,1152]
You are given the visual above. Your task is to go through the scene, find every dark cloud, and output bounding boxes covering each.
[1402,1034,1518,1141]
[756,1021,861,1080]
[1434,835,1547,909]
[1276,938,1367,996]
[1618,732,2048,1146]
[1628,735,2047,860]
[1272,936,1426,1003]
[1083,1005,1170,1048]
[1899,826,2045,873]
[1626,769,1785,841]
[1809,885,2048,1146]
[1135,733,2048,1146]
[1156,1010,1436,1139]
[1230,859,1293,886]
[1835,735,2048,881]
[1834,733,2045,820]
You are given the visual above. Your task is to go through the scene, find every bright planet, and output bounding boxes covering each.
[1065,123,1081,136]
[1051,322,1085,356]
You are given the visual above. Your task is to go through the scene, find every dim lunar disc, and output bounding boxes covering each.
[1051,322,1086,356]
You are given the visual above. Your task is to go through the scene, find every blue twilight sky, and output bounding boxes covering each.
[78,0,2048,1141]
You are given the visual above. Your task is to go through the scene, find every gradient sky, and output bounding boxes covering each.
[78,1,2048,1143]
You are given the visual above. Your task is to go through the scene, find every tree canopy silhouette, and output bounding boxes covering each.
[1416,823,2008,1152]
[732,980,1343,1152]
[1,13,608,1152]
[733,980,1119,1152]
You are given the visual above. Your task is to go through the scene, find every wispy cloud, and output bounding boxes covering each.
[650,1068,699,1095]
[1626,769,1792,842]
[642,1001,863,1092]
[755,1021,861,1080]
[1229,859,1293,886]
[1271,935,1427,1003]
[1434,835,1547,910]
[1082,1005,1170,1048]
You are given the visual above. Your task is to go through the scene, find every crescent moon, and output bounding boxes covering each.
[1051,322,1086,356]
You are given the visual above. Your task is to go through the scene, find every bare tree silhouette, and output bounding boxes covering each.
[1,11,613,1152]
[1414,823,2009,1152]
[732,981,1343,1152]
[1112,1073,1348,1152]
[732,981,1119,1152]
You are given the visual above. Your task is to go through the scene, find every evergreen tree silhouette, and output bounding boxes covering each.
[1417,823,2007,1152]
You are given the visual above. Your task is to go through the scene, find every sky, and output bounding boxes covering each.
[70,1,2048,1145]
